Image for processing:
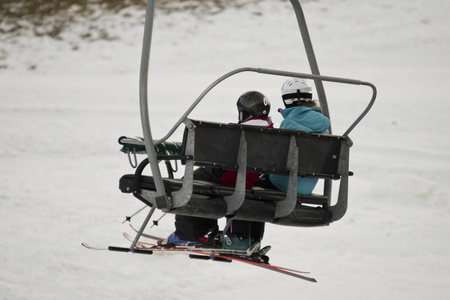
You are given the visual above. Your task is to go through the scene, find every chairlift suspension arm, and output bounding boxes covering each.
[139,0,167,202]
[289,0,330,125]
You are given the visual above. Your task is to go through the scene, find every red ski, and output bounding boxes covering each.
[82,233,317,283]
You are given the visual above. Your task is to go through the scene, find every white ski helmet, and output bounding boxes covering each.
[281,78,313,107]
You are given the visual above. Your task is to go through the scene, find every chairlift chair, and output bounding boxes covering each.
[119,0,377,247]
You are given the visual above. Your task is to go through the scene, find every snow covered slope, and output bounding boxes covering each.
[1,0,449,299]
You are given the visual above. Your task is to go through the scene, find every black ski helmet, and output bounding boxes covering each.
[236,91,271,122]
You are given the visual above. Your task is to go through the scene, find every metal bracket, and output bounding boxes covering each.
[129,206,157,251]
[224,131,247,215]
[172,123,195,208]
[275,136,299,218]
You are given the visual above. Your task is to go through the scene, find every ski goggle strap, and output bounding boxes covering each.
[282,91,313,104]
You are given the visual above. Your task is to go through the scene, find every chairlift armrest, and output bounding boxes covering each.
[118,136,146,153]
[118,136,183,156]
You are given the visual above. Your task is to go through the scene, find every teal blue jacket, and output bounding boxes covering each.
[269,106,330,195]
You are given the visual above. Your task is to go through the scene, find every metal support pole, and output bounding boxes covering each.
[289,0,330,122]
[139,0,167,203]
[129,206,157,251]
[289,0,332,201]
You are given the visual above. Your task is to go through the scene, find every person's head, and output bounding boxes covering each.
[281,78,318,108]
[236,91,271,122]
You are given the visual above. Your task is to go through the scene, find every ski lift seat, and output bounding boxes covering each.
[120,174,328,205]
[120,119,353,227]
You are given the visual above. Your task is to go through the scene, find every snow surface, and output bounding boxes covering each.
[1,0,450,299]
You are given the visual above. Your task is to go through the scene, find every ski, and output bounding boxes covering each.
[81,242,153,255]
[121,233,316,282]
[192,252,317,282]
[83,232,317,282]
[126,224,265,256]
[123,232,260,256]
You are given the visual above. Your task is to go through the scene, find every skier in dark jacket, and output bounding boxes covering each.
[167,91,273,250]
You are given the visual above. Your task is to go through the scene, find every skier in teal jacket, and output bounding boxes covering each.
[269,78,330,195]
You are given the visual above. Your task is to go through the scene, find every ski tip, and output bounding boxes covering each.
[81,242,94,249]
[81,242,107,251]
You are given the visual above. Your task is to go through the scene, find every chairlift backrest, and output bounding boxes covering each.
[182,120,350,179]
